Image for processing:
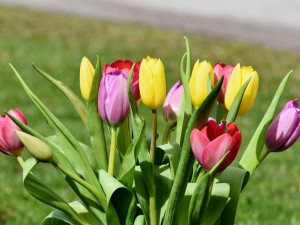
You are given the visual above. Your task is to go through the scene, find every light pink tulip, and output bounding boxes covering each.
[0,109,27,156]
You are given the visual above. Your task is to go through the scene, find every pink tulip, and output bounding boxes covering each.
[163,81,183,122]
[104,60,141,102]
[190,120,241,172]
[213,63,234,104]
[265,99,300,152]
[0,109,27,156]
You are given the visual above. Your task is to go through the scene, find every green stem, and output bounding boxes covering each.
[162,122,176,144]
[259,149,270,164]
[150,191,157,225]
[17,156,24,168]
[53,161,107,210]
[150,110,157,166]
[108,128,117,176]
[196,168,206,183]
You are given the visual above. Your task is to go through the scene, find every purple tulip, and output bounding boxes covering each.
[98,69,130,128]
[265,99,300,152]
[0,109,27,156]
[163,81,183,122]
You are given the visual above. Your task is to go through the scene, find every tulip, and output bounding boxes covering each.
[190,120,241,172]
[0,109,27,156]
[189,60,214,108]
[104,60,141,101]
[98,69,130,128]
[213,63,234,104]
[139,56,166,109]
[163,81,184,122]
[265,99,300,152]
[224,63,259,116]
[80,56,95,101]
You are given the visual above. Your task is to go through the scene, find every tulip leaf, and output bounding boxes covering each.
[99,170,137,225]
[207,71,212,94]
[23,158,88,225]
[226,76,251,123]
[9,64,104,199]
[163,76,223,225]
[119,120,145,189]
[188,173,211,225]
[184,36,191,81]
[32,64,87,126]
[217,167,249,225]
[134,215,146,225]
[239,70,293,175]
[87,55,108,171]
[117,119,131,160]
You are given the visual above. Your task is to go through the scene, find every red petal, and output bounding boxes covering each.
[190,129,210,166]
[201,120,225,141]
[111,60,133,71]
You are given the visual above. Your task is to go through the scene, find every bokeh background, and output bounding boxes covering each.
[0,1,300,224]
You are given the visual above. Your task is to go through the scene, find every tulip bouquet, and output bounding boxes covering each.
[1,37,299,225]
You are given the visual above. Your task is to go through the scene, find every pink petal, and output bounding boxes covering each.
[190,129,210,166]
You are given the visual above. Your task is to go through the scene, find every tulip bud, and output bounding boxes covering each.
[213,63,234,105]
[0,109,27,156]
[265,99,300,152]
[189,60,214,108]
[190,120,241,172]
[139,56,166,109]
[224,64,259,116]
[80,56,95,101]
[163,81,183,122]
[105,60,141,102]
[98,69,130,127]
[16,131,53,162]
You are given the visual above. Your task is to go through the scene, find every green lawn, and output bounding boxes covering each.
[0,5,300,225]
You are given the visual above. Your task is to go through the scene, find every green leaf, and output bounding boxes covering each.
[163,76,223,225]
[116,119,131,160]
[32,64,87,126]
[239,70,293,175]
[188,173,210,225]
[87,56,108,171]
[218,167,249,225]
[226,77,251,123]
[134,215,146,225]
[119,120,145,189]
[99,170,137,225]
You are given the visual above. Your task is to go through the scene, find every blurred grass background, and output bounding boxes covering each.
[0,5,300,225]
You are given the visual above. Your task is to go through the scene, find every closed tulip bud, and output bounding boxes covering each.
[163,81,183,122]
[98,69,130,127]
[139,56,166,109]
[213,63,234,104]
[265,99,300,152]
[80,56,95,101]
[189,60,214,108]
[0,109,27,156]
[15,131,53,163]
[190,120,241,172]
[225,63,259,116]
[104,60,141,101]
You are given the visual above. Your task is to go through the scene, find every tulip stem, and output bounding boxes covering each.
[108,128,117,176]
[53,161,107,210]
[162,121,176,144]
[259,149,270,163]
[150,110,157,165]
[17,156,24,168]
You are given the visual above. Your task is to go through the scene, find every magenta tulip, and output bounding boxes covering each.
[98,69,130,128]
[213,63,234,104]
[265,99,300,152]
[104,60,141,102]
[0,109,27,156]
[190,120,241,172]
[163,81,183,122]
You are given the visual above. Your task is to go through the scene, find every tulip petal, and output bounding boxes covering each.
[80,57,95,101]
[225,63,242,110]
[153,59,166,108]
[201,120,226,141]
[139,58,155,109]
[98,73,108,124]
[190,129,210,166]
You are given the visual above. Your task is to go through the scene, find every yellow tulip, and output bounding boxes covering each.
[189,60,214,107]
[80,56,95,101]
[139,56,166,109]
[224,63,259,116]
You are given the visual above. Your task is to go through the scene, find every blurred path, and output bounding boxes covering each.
[1,0,300,51]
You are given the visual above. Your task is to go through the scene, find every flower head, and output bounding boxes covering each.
[0,109,27,156]
[265,99,300,152]
[80,56,95,101]
[163,81,183,122]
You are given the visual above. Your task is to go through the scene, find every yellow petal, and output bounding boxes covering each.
[224,63,242,110]
[139,58,155,109]
[153,59,166,108]
[238,71,259,115]
[208,62,214,87]
[80,56,95,101]
[189,60,200,107]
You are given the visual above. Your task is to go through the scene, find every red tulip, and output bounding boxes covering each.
[213,63,234,104]
[104,60,141,101]
[190,120,241,172]
[0,109,27,156]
